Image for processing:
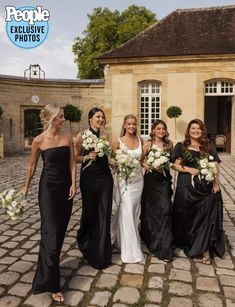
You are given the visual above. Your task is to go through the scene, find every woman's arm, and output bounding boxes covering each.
[68,136,77,200]
[141,141,151,170]
[213,162,220,193]
[19,137,41,195]
[172,159,199,175]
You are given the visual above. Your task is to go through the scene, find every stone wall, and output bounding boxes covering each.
[103,55,235,155]
[0,75,105,156]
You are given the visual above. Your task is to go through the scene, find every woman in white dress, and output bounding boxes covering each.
[112,114,144,263]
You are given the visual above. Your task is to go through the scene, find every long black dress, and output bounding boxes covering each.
[77,128,113,269]
[172,142,225,258]
[32,146,73,293]
[140,151,174,261]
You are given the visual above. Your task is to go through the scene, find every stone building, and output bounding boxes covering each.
[0,5,235,156]
[0,75,104,156]
[99,5,235,155]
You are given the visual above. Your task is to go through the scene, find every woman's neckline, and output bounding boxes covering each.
[120,136,140,150]
[89,126,100,137]
[41,145,69,152]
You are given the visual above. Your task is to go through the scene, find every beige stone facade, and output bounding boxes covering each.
[0,75,105,156]
[102,54,235,155]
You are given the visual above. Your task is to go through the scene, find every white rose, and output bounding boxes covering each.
[152,144,158,150]
[147,156,154,163]
[133,159,139,165]
[153,160,161,168]
[98,152,104,157]
[205,173,214,181]
[97,143,104,149]
[148,151,155,157]
[209,155,214,161]
[155,151,161,158]
[201,168,208,175]
[200,162,207,168]
[11,201,18,207]
[86,137,93,144]
[208,162,216,168]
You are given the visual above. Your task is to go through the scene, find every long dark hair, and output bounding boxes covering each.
[88,107,106,127]
[150,119,170,148]
[183,119,210,155]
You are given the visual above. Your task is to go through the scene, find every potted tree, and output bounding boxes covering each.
[166,106,182,139]
[64,104,82,132]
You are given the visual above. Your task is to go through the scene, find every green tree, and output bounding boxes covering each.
[73,5,157,79]
[64,104,82,131]
[166,106,182,139]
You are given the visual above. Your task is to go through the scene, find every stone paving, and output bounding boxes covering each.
[0,153,234,307]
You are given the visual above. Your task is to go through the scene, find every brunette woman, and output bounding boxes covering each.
[140,120,174,261]
[74,107,113,269]
[172,119,225,264]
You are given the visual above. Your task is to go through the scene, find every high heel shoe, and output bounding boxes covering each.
[52,292,64,303]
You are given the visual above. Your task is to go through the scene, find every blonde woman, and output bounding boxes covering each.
[112,114,144,263]
[20,104,76,302]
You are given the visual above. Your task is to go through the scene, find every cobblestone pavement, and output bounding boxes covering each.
[0,153,235,307]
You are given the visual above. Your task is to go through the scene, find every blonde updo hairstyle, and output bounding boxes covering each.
[40,104,61,130]
[120,114,138,137]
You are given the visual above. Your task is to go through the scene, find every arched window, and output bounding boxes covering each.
[205,81,234,96]
[139,81,161,136]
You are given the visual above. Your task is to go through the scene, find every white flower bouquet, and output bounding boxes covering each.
[94,137,111,157]
[82,130,98,151]
[82,130,111,169]
[197,155,217,182]
[146,144,172,173]
[0,189,26,220]
[111,143,139,185]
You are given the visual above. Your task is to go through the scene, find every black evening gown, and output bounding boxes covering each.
[141,167,174,261]
[32,146,73,293]
[172,142,225,258]
[77,129,113,269]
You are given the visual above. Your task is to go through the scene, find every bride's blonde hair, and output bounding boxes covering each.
[40,104,60,130]
[120,114,138,137]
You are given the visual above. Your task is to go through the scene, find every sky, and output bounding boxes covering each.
[0,0,235,79]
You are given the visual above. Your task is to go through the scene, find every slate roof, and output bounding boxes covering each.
[99,5,235,60]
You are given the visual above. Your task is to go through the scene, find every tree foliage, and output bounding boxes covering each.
[73,5,157,79]
[166,106,182,139]
[166,106,182,118]
[64,104,82,131]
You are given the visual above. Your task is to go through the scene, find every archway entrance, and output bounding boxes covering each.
[24,109,42,150]
[204,81,234,153]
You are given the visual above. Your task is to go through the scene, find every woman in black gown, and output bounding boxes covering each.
[172,119,225,264]
[20,104,76,302]
[140,120,174,261]
[74,107,113,269]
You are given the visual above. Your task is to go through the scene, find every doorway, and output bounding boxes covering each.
[204,96,232,153]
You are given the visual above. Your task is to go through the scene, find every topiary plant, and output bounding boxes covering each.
[166,106,182,139]
[63,104,82,131]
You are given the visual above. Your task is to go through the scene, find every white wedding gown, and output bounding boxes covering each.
[112,138,144,263]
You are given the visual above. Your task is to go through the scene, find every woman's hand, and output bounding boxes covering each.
[142,161,150,172]
[18,187,28,196]
[86,151,97,160]
[68,185,77,200]
[212,182,220,193]
[188,167,200,176]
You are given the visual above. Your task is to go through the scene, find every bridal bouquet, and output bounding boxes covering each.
[0,189,26,220]
[95,137,111,157]
[146,144,172,173]
[197,155,217,182]
[111,143,139,185]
